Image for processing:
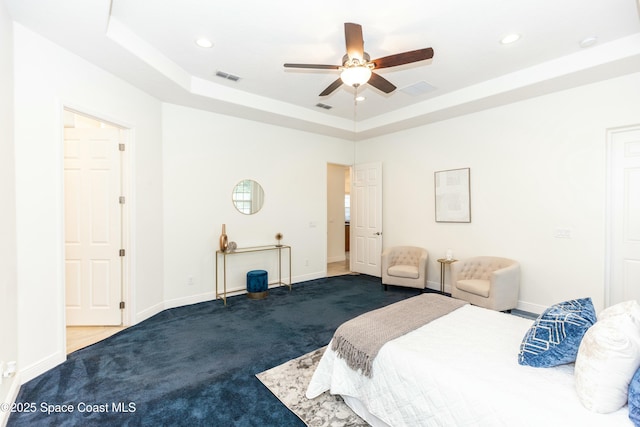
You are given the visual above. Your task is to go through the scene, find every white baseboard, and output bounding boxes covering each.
[294,272,326,283]
[136,291,218,322]
[19,350,65,385]
[516,300,546,315]
[327,255,346,263]
[0,374,20,427]
[425,280,443,292]
[162,291,216,311]
[134,301,165,324]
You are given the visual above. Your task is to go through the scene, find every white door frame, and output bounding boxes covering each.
[61,106,132,329]
[326,163,351,270]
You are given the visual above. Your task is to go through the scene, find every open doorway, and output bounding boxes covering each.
[63,109,129,352]
[327,163,352,276]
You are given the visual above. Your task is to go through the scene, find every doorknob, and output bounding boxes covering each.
[374,232,382,236]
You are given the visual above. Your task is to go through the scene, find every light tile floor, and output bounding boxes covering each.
[66,325,126,354]
[327,254,352,277]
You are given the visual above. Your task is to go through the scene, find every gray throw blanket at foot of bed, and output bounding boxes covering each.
[331,293,468,377]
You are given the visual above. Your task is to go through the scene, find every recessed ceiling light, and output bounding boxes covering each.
[355,96,366,102]
[195,38,213,48]
[579,36,598,48]
[500,33,521,45]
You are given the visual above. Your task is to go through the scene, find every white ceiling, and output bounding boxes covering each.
[6,0,640,139]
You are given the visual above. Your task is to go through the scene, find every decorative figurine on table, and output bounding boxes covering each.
[275,232,283,247]
[219,224,229,252]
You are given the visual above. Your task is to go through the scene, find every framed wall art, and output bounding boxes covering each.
[434,168,471,223]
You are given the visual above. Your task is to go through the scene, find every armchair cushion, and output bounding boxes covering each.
[388,264,419,279]
[455,279,490,298]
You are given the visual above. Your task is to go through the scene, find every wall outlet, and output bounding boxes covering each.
[187,276,195,286]
[305,259,309,267]
[4,361,16,377]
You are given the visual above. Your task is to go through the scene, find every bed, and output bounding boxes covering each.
[306,293,636,426]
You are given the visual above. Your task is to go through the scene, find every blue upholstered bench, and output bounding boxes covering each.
[246,270,268,299]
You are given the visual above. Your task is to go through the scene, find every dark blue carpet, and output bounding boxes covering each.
[9,274,420,426]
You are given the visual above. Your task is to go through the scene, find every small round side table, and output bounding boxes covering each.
[436,258,457,294]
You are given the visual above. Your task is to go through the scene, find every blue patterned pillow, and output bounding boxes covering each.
[630,368,640,426]
[518,298,596,367]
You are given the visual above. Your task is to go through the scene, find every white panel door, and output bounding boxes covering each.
[351,162,383,276]
[608,126,640,305]
[65,127,122,325]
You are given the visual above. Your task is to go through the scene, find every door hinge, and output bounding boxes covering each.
[119,196,125,204]
[119,143,125,151]
[119,249,125,257]
[119,301,125,309]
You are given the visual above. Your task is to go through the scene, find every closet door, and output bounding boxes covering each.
[65,127,123,325]
[607,126,640,305]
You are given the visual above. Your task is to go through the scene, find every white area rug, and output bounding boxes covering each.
[256,346,368,426]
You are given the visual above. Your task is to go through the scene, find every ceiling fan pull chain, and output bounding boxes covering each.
[353,86,358,134]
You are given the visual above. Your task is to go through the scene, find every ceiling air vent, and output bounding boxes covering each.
[400,81,436,96]
[315,103,333,110]
[215,71,240,82]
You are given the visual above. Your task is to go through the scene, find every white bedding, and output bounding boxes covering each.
[306,303,633,426]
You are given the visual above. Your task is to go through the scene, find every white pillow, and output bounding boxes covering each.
[598,300,640,322]
[574,313,640,413]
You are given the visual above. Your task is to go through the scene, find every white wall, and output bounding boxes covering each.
[161,104,353,305]
[357,72,640,313]
[0,1,19,420]
[13,24,164,382]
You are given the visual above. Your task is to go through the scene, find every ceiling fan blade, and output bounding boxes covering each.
[319,78,343,96]
[284,63,340,70]
[344,22,365,61]
[368,72,396,94]
[372,48,434,69]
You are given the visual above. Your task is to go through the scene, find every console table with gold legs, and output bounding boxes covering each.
[215,244,292,305]
[436,258,457,294]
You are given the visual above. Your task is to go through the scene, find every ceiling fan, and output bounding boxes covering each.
[284,22,434,96]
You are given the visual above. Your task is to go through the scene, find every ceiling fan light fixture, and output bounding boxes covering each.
[340,66,372,87]
[284,23,433,96]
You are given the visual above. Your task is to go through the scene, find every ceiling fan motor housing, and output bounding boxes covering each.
[342,52,371,67]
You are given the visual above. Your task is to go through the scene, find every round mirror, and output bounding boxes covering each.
[232,179,265,215]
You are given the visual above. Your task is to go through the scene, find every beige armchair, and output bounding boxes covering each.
[381,246,428,290]
[450,256,520,311]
